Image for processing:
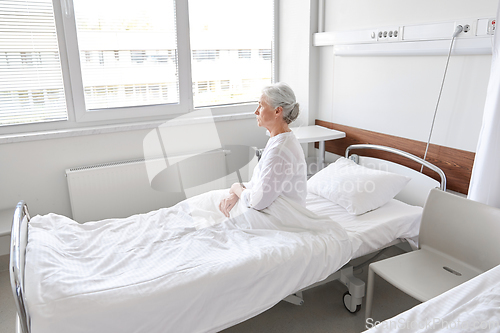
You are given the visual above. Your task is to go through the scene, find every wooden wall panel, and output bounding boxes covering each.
[315,120,475,195]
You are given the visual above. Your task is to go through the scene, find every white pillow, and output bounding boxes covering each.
[307,157,411,215]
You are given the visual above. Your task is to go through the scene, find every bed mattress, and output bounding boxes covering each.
[306,193,423,258]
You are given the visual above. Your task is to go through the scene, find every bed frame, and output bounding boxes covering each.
[9,144,446,333]
[10,201,30,333]
[346,144,446,205]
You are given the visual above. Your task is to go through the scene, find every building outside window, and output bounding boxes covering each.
[238,49,252,59]
[221,80,230,91]
[259,49,272,61]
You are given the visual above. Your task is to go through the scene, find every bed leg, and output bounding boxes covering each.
[340,265,364,313]
[283,291,304,305]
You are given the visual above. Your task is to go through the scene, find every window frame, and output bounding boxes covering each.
[0,0,276,136]
[60,0,194,123]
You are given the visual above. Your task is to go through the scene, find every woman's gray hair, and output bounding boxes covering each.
[262,82,300,124]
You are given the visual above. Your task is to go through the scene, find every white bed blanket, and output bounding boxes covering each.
[366,264,500,333]
[25,189,352,333]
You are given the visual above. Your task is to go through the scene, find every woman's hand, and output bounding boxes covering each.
[219,192,239,218]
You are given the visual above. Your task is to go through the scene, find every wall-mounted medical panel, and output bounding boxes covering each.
[313,17,495,56]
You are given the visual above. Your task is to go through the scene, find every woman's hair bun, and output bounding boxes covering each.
[284,102,300,124]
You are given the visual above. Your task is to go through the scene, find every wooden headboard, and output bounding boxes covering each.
[315,120,475,195]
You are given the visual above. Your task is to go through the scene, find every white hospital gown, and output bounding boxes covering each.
[241,131,307,210]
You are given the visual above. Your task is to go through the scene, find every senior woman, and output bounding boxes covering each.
[219,82,307,217]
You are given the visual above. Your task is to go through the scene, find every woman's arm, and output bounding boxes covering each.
[240,154,289,210]
[230,182,246,198]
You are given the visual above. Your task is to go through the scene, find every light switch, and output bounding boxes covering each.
[477,19,489,36]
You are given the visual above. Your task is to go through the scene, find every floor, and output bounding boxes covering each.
[0,255,16,333]
[221,246,420,333]
[0,247,420,333]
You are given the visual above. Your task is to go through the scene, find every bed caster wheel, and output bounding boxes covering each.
[343,291,361,313]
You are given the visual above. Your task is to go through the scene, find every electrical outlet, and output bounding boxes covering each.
[454,21,475,37]
[376,27,401,42]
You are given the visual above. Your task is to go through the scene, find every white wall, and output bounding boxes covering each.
[315,0,498,152]
[279,0,321,159]
[279,0,315,127]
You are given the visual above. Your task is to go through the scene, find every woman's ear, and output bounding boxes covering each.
[275,106,283,116]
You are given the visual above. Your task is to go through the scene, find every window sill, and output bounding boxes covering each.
[0,112,256,145]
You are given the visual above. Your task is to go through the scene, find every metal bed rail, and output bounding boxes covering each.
[345,144,447,191]
[10,201,31,333]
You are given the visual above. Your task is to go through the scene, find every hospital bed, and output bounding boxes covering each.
[9,144,446,333]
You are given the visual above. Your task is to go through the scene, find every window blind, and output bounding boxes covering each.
[0,0,67,126]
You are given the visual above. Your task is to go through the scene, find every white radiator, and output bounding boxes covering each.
[66,150,240,223]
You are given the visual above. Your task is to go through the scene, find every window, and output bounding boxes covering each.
[0,0,67,126]
[189,0,274,107]
[71,0,181,115]
[0,0,275,129]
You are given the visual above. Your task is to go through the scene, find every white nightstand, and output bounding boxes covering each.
[291,125,345,170]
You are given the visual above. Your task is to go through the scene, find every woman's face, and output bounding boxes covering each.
[255,95,277,129]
